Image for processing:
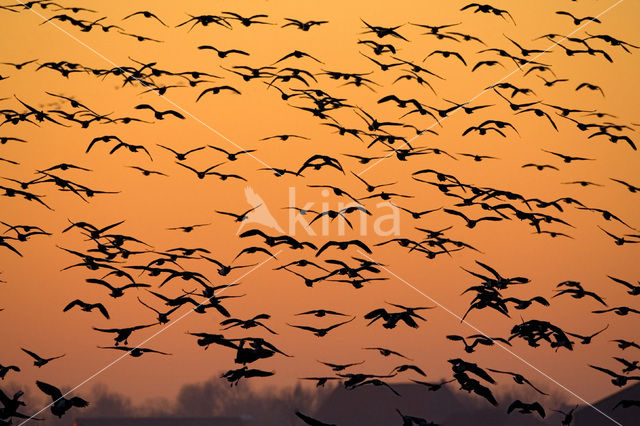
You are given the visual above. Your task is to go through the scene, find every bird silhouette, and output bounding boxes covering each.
[461,3,515,24]
[553,281,607,306]
[288,317,355,337]
[36,381,88,418]
[92,323,157,346]
[507,400,546,418]
[135,104,185,120]
[98,346,171,357]
[63,299,109,319]
[556,11,601,25]
[567,324,609,344]
[122,11,167,26]
[86,278,150,298]
[589,365,640,387]
[316,240,372,257]
[489,369,548,394]
[157,144,205,160]
[21,348,65,367]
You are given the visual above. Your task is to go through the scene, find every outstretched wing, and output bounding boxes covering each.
[95,303,110,319]
[315,241,337,257]
[589,365,618,377]
[36,380,63,400]
[70,396,90,407]
[349,239,372,254]
[21,347,42,361]
[295,411,336,426]
[474,382,498,406]
[63,299,84,311]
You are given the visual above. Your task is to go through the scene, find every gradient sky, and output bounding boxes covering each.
[0,0,639,418]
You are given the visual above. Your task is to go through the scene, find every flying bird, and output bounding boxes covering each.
[36,381,88,418]
[98,346,171,357]
[122,11,167,26]
[316,240,372,257]
[556,11,601,25]
[21,348,65,367]
[282,18,328,31]
[135,104,185,120]
[63,299,110,319]
[489,369,548,395]
[288,317,355,337]
[507,400,546,418]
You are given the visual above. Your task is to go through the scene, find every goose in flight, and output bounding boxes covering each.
[507,400,546,418]
[36,380,89,418]
[363,347,412,359]
[295,309,347,317]
[488,368,548,394]
[589,365,640,387]
[92,323,157,346]
[21,348,65,367]
[63,299,110,319]
[98,346,171,357]
[288,317,355,337]
[299,376,340,388]
[122,11,167,26]
[446,334,511,353]
[220,314,277,334]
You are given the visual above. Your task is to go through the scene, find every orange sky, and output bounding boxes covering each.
[0,0,639,416]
